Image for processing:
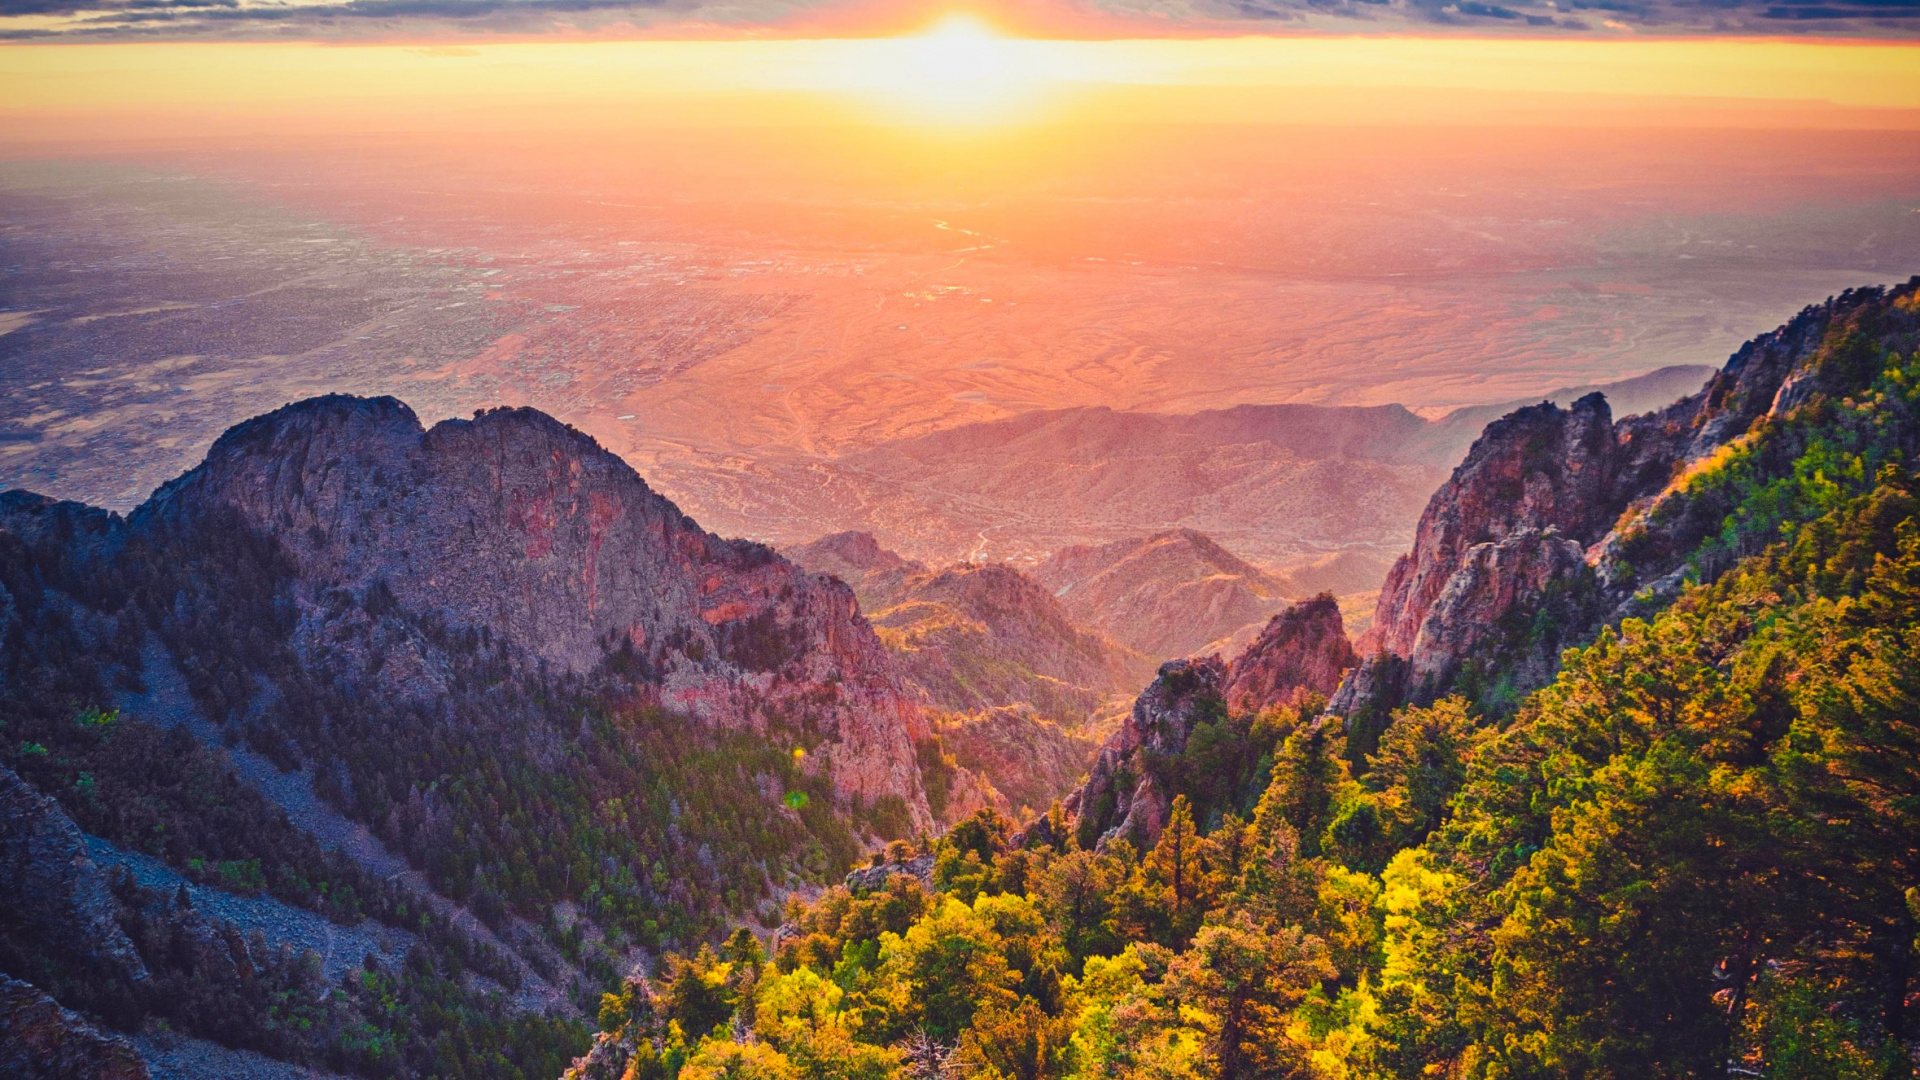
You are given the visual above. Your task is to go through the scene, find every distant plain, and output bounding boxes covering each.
[4,120,1918,569]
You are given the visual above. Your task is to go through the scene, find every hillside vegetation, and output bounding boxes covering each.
[568,284,1920,1079]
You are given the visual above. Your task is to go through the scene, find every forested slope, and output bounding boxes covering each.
[569,283,1920,1079]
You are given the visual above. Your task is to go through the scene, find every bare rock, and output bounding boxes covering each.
[126,396,932,829]
[1360,392,1619,664]
[1221,594,1355,715]
[1406,528,1590,694]
[843,854,936,894]
[0,766,147,985]
[0,975,147,1080]
[1061,657,1226,850]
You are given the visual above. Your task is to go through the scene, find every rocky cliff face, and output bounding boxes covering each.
[1221,594,1356,715]
[1408,527,1588,691]
[0,766,148,990]
[1358,392,1622,664]
[125,396,930,825]
[1061,658,1226,851]
[0,976,148,1080]
[1335,285,1909,717]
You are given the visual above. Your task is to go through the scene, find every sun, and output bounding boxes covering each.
[865,13,1045,125]
[906,14,1013,91]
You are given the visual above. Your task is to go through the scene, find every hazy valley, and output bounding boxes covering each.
[3,58,1920,1080]
[6,277,1920,1078]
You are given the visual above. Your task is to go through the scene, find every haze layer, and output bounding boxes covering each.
[3,33,1919,563]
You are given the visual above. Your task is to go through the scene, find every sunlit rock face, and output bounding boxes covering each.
[1335,288,1891,717]
[1221,593,1356,716]
[1359,393,1621,666]
[1405,527,1589,694]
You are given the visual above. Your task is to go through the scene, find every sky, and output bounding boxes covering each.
[1,0,1917,560]
[3,31,1919,142]
[0,0,1917,40]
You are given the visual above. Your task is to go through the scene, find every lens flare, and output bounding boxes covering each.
[862,14,1045,125]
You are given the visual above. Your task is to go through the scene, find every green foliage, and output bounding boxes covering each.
[1165,913,1332,1080]
[369,702,859,947]
[572,289,1920,1080]
[916,736,960,824]
[1323,698,1481,873]
[1141,699,1310,832]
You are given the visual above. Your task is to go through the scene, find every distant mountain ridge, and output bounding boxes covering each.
[1428,363,1718,437]
[652,365,1717,582]
[786,531,1152,727]
[1033,529,1293,659]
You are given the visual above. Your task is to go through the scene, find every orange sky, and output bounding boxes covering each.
[4,30,1920,143]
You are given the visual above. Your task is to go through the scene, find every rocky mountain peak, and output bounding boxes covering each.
[1059,656,1226,850]
[1336,283,1912,717]
[1222,593,1356,715]
[1359,391,1622,662]
[1047,588,1361,850]
[786,530,924,583]
[68,395,937,828]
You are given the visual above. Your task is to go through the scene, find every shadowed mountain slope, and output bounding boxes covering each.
[0,395,964,1078]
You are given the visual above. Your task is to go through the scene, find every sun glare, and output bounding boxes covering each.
[863,14,1045,125]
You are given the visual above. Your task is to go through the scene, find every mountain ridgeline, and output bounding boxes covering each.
[571,280,1920,1080]
[658,364,1716,571]
[0,397,960,1079]
[4,281,1919,1080]
[1328,279,1905,750]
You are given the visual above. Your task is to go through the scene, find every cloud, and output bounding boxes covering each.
[1180,0,1920,28]
[2,0,666,16]
[1,0,1915,37]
